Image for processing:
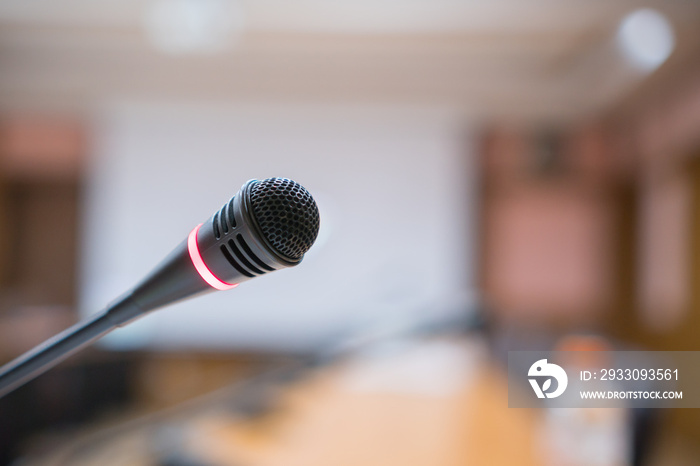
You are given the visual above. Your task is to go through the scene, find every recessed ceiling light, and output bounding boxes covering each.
[616,8,674,71]
[143,0,245,55]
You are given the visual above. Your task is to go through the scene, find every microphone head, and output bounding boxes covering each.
[120,177,321,314]
[248,178,320,261]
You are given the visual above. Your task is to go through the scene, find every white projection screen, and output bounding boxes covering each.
[81,104,476,351]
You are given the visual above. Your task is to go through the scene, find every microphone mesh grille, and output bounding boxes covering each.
[249,178,320,260]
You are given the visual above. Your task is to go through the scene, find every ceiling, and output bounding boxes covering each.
[0,0,699,123]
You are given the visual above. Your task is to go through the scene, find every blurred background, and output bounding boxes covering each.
[0,0,699,465]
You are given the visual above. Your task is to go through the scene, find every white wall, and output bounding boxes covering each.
[81,103,476,351]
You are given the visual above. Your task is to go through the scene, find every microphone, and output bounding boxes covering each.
[0,177,320,398]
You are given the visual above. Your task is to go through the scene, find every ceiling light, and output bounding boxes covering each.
[616,8,674,71]
[144,0,245,55]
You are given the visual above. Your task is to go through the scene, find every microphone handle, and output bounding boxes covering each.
[0,296,142,399]
[0,237,212,399]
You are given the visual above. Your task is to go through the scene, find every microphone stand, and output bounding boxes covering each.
[0,238,213,399]
[0,295,142,399]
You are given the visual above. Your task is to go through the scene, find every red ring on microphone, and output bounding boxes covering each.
[187,223,238,291]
